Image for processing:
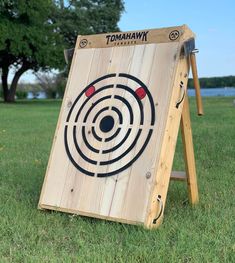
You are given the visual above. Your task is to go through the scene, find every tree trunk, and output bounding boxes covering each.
[1,65,9,102]
[59,0,64,9]
[2,64,29,103]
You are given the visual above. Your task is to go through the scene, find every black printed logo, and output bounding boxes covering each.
[106,31,149,45]
[79,39,88,48]
[169,30,180,41]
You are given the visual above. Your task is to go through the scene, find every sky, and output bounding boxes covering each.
[118,0,235,77]
[20,0,235,82]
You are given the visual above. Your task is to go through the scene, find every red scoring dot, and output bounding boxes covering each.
[135,87,146,100]
[85,86,96,97]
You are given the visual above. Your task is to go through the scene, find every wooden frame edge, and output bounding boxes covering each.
[76,25,195,50]
[39,204,143,226]
[180,95,199,204]
[144,43,191,229]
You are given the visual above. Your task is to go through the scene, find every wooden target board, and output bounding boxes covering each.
[39,25,197,228]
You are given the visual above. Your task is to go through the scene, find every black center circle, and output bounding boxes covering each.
[100,115,114,133]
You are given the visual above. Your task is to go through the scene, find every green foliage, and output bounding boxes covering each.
[35,71,67,99]
[0,0,124,102]
[54,0,125,47]
[0,0,124,69]
[188,75,235,88]
[55,72,67,98]
[16,90,27,99]
[35,72,58,99]
[0,0,64,71]
[0,97,234,262]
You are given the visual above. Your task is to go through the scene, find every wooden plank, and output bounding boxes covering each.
[170,171,186,181]
[116,42,180,223]
[180,94,199,204]
[99,44,144,218]
[144,47,191,228]
[39,204,142,226]
[108,44,157,222]
[59,46,116,214]
[74,45,129,215]
[38,39,95,207]
[76,25,194,49]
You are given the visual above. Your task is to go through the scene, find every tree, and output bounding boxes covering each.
[35,72,58,99]
[54,0,125,47]
[0,0,124,102]
[52,0,125,97]
[0,0,64,102]
[187,76,235,89]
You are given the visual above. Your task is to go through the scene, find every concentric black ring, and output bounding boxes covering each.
[64,73,156,177]
[102,128,131,154]
[114,95,133,124]
[67,74,116,122]
[91,126,102,142]
[118,73,155,125]
[74,84,114,122]
[73,126,97,165]
[82,126,99,153]
[84,95,111,123]
[100,129,142,165]
[116,84,144,125]
[111,106,123,124]
[104,128,121,142]
[93,107,109,124]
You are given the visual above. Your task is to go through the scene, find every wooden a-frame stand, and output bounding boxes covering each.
[63,45,203,224]
[170,51,203,205]
[41,26,203,229]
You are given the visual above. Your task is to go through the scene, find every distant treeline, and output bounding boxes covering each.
[188,76,235,89]
[1,75,235,98]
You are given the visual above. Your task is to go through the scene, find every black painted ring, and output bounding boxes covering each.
[64,73,155,177]
[84,95,111,123]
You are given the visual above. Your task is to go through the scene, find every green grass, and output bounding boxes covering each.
[0,98,234,262]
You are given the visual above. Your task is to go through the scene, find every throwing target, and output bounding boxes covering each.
[64,73,156,177]
[39,25,197,228]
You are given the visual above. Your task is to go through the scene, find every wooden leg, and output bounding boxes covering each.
[180,94,199,204]
[190,53,204,116]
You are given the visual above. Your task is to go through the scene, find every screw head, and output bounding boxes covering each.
[67,101,72,108]
[146,172,151,179]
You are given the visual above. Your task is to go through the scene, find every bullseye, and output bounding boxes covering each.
[100,115,114,133]
[135,87,146,99]
[64,73,156,177]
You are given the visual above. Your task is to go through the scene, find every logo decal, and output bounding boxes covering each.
[106,31,149,45]
[169,30,180,41]
[79,39,88,48]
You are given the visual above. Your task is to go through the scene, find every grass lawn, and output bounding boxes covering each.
[0,97,234,262]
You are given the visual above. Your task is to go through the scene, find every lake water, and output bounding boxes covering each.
[27,91,47,99]
[27,87,235,99]
[187,87,235,97]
